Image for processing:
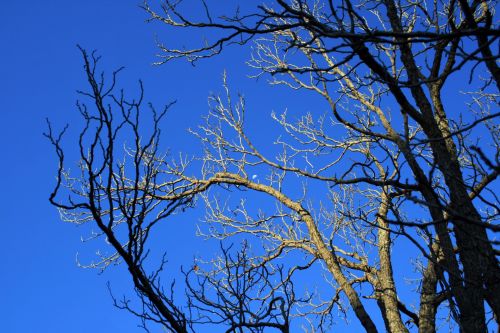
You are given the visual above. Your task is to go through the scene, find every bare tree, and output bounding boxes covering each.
[46,48,192,333]
[184,242,303,333]
[141,1,499,332]
[48,1,500,332]
[47,49,304,333]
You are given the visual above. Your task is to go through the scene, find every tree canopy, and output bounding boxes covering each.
[48,1,499,332]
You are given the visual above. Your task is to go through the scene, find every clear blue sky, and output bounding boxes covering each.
[0,1,322,332]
